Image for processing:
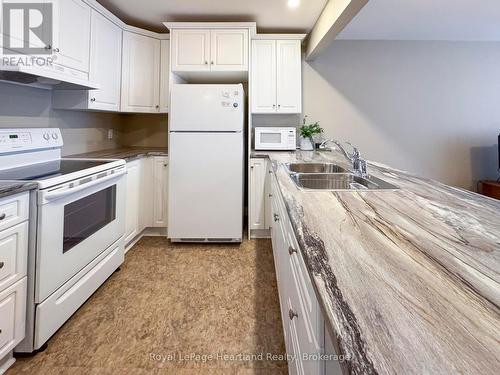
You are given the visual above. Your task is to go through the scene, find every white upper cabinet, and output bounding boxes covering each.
[88,10,122,111]
[53,0,91,73]
[251,40,277,113]
[251,39,302,114]
[210,29,248,71]
[171,29,210,71]
[159,40,170,113]
[121,31,161,113]
[171,29,248,72]
[276,40,302,114]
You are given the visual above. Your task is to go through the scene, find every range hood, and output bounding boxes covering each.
[0,65,99,90]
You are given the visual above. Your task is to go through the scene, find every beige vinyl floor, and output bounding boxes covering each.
[8,237,287,374]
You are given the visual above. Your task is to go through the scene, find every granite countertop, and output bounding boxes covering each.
[0,181,38,199]
[254,150,500,374]
[69,147,168,162]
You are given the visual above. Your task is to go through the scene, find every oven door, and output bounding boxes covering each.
[35,171,126,303]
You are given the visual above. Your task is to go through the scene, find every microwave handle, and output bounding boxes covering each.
[42,169,126,202]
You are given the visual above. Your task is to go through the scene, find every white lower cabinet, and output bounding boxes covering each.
[125,159,142,245]
[269,171,342,375]
[124,156,169,248]
[0,192,29,373]
[249,158,271,231]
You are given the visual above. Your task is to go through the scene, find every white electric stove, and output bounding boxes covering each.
[0,128,126,353]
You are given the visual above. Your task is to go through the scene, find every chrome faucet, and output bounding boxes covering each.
[319,139,368,177]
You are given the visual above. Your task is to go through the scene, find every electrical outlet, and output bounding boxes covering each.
[108,129,113,140]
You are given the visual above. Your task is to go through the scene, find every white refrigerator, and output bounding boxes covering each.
[168,84,244,242]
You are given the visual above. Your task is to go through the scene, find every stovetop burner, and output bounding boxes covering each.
[0,159,113,181]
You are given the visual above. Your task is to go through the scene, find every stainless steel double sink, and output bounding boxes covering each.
[285,163,399,191]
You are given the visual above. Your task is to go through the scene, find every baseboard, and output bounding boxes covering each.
[0,352,15,375]
[250,229,271,239]
[125,227,168,253]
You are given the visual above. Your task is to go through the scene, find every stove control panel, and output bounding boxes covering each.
[0,128,63,154]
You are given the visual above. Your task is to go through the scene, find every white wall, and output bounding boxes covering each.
[0,82,123,156]
[303,40,500,189]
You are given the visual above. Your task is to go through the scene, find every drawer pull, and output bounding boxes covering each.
[0,213,5,220]
[273,214,279,222]
[268,194,273,198]
[0,261,4,269]
[288,246,297,255]
[289,309,298,320]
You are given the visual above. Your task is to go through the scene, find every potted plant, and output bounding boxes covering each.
[298,116,323,151]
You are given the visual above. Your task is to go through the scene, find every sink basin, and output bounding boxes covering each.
[290,173,399,191]
[286,163,347,174]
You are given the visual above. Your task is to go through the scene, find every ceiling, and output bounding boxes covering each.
[337,0,500,41]
[97,0,328,33]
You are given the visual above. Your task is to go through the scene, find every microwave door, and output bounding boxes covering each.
[260,132,282,145]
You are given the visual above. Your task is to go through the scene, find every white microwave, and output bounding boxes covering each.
[254,127,297,150]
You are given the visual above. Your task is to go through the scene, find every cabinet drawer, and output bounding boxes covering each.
[0,222,28,292]
[0,277,27,359]
[0,193,29,232]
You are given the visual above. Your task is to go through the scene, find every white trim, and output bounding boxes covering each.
[84,0,169,40]
[164,22,257,37]
[253,34,307,41]
[125,227,168,253]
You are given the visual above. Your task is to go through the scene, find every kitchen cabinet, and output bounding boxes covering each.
[0,192,29,372]
[124,157,169,248]
[251,39,302,114]
[52,0,92,74]
[121,31,161,113]
[159,40,170,113]
[52,10,122,111]
[171,29,248,72]
[152,157,169,227]
[87,10,122,111]
[249,158,271,231]
[171,29,210,71]
[250,40,276,113]
[269,172,328,375]
[210,29,248,71]
[124,160,141,245]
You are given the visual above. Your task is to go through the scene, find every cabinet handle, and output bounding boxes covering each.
[90,98,96,102]
[156,105,160,109]
[44,44,52,50]
[272,104,276,108]
[163,163,168,167]
[288,246,297,255]
[273,213,279,222]
[0,261,4,269]
[0,213,5,220]
[268,193,273,198]
[204,61,208,65]
[54,47,60,53]
[278,104,281,109]
[211,61,214,65]
[289,309,298,320]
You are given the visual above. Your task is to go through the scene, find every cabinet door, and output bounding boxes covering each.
[88,10,122,111]
[210,29,248,71]
[249,158,268,230]
[251,40,277,113]
[121,31,161,113]
[125,160,141,245]
[159,40,170,113]
[276,40,302,114]
[54,0,91,72]
[152,157,169,227]
[171,29,210,72]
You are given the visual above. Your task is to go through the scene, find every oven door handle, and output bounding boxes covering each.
[42,169,126,202]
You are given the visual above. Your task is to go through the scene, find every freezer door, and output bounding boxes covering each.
[170,84,244,132]
[168,132,243,240]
